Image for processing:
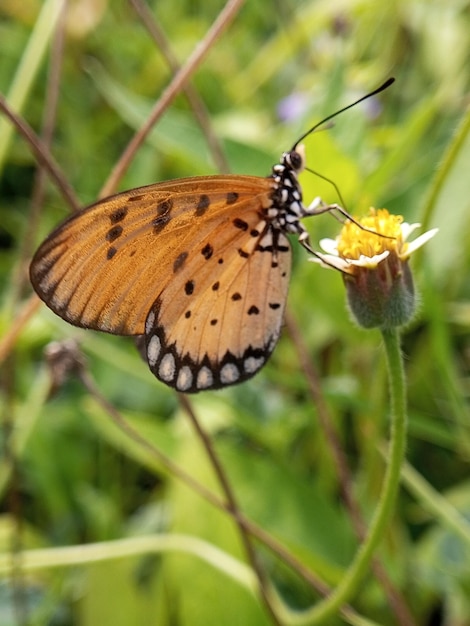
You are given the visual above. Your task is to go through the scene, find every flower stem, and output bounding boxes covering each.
[295,328,407,624]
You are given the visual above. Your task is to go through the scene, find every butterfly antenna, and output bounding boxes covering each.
[291,77,395,151]
[305,166,347,209]
[304,167,395,240]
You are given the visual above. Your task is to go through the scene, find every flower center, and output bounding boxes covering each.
[336,208,405,260]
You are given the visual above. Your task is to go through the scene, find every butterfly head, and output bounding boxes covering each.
[280,143,306,176]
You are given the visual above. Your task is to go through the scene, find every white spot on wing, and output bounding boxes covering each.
[159,353,176,382]
[197,366,213,389]
[145,309,156,334]
[176,366,193,391]
[259,232,274,247]
[244,355,264,374]
[147,335,161,366]
[220,363,240,384]
[266,335,278,352]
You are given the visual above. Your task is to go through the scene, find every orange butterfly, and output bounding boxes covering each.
[30,80,393,392]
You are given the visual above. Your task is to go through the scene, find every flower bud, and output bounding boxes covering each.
[310,208,438,329]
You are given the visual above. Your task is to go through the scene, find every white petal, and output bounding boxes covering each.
[401,228,439,257]
[318,238,340,255]
[401,222,421,241]
[348,250,390,268]
[309,253,352,271]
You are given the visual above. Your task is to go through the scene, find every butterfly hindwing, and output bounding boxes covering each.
[144,212,292,392]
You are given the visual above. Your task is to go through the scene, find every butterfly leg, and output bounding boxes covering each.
[296,200,355,273]
[306,199,395,241]
[297,227,352,273]
[297,228,315,254]
[297,228,349,272]
[304,196,346,218]
[290,198,339,254]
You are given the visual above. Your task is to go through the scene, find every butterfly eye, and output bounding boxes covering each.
[284,148,305,174]
[289,151,303,170]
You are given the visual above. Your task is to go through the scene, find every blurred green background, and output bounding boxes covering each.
[1,0,470,624]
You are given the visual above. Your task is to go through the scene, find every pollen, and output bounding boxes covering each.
[337,209,405,260]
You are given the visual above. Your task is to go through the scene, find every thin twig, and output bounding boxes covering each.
[100,0,244,197]
[178,394,282,625]
[285,309,359,516]
[129,0,230,173]
[0,297,41,366]
[0,93,79,211]
[10,1,68,306]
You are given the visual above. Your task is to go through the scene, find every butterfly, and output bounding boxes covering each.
[30,79,394,393]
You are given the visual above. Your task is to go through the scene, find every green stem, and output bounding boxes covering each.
[292,327,408,624]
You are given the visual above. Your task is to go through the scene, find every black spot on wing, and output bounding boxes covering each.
[231,292,242,301]
[201,243,213,260]
[153,215,171,233]
[158,199,173,213]
[233,218,248,231]
[107,246,117,260]
[127,195,145,202]
[238,249,249,258]
[153,199,173,233]
[212,281,220,291]
[106,225,123,242]
[247,305,260,315]
[185,280,195,295]
[196,194,210,216]
[173,251,188,273]
[109,207,128,223]
[226,192,239,205]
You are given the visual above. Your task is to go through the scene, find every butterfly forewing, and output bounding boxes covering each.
[30,175,275,335]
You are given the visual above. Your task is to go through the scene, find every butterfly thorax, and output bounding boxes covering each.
[266,148,309,239]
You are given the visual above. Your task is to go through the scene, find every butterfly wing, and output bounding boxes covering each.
[144,200,291,392]
[31,176,272,334]
[30,175,291,391]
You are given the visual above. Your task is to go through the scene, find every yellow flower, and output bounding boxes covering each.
[310,208,438,329]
